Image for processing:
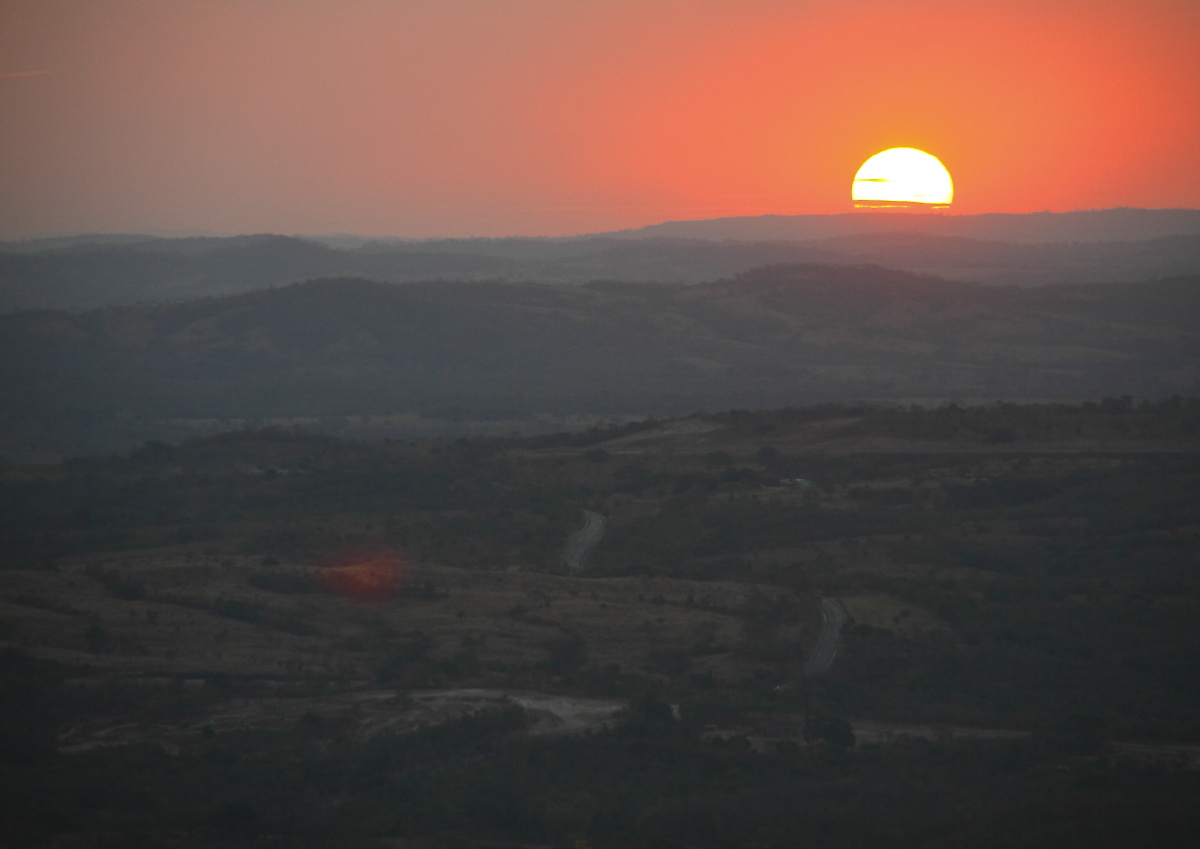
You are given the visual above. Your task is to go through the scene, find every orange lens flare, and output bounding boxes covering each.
[316,547,408,603]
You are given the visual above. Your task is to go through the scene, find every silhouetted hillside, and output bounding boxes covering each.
[6,211,1200,313]
[813,232,1200,287]
[2,265,1197,459]
[618,208,1200,243]
[0,235,518,311]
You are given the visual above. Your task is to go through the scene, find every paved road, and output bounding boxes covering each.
[564,510,605,574]
[804,598,846,675]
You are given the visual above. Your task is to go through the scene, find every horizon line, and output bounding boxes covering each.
[4,206,1200,245]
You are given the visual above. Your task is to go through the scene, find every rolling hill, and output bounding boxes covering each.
[5,208,1200,313]
[2,264,1197,460]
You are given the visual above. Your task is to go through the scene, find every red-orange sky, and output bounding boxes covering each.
[2,0,1197,239]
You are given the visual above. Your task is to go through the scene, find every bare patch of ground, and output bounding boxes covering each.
[56,687,626,755]
[840,595,949,637]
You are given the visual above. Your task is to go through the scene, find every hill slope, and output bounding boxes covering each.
[617,208,1200,243]
[2,265,1197,459]
[5,212,1200,312]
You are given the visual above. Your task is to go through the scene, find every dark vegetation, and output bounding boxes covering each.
[1,400,1198,846]
[5,704,1198,848]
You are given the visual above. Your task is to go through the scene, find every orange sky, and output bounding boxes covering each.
[1,0,1197,239]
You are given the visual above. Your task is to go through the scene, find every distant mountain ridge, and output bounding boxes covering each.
[4,208,1200,312]
[609,208,1200,244]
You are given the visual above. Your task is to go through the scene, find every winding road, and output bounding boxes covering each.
[804,597,846,675]
[564,510,605,574]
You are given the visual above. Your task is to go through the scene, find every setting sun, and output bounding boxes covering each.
[852,148,954,210]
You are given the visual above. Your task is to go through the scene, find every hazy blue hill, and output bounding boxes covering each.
[814,232,1200,286]
[0,235,846,312]
[6,211,1200,313]
[2,265,1197,459]
[617,208,1200,243]
[0,236,341,311]
[0,235,522,312]
[0,233,162,253]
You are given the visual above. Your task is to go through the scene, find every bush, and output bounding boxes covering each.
[213,597,261,623]
[803,714,856,749]
[247,570,319,594]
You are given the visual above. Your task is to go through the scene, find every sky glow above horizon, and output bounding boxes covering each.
[1,0,1197,240]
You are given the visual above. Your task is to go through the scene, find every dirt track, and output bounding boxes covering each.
[57,687,627,755]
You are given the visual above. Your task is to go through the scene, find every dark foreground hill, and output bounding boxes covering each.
[2,264,1198,460]
[1,401,1198,847]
